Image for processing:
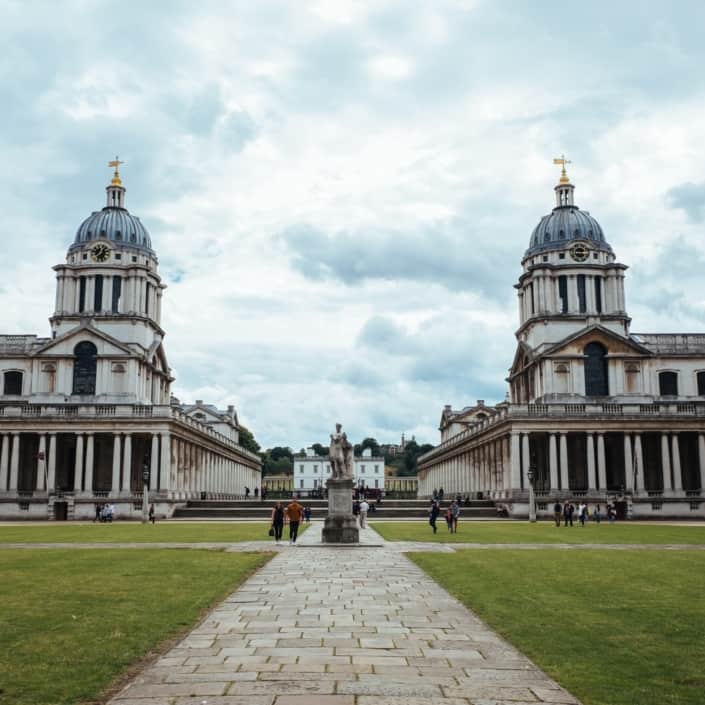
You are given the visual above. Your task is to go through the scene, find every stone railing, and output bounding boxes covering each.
[419,400,705,464]
[0,403,172,419]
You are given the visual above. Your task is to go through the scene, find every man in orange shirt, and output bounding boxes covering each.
[285,496,304,545]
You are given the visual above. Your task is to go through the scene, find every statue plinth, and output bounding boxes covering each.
[322,478,359,544]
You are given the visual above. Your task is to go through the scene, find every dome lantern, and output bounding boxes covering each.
[553,154,575,208]
[106,156,126,209]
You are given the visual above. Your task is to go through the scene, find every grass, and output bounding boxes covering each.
[371,520,705,544]
[411,549,705,705]
[0,548,270,705]
[0,521,308,544]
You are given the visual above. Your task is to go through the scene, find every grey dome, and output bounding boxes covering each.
[526,206,611,258]
[72,207,153,252]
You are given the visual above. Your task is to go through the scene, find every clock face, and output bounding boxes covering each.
[91,243,111,263]
[569,242,590,262]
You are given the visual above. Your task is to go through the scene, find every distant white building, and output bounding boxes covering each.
[294,447,385,492]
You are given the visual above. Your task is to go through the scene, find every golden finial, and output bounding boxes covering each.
[553,154,571,184]
[108,156,124,186]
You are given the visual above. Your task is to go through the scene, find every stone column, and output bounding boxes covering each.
[671,433,682,492]
[7,433,20,492]
[84,433,94,494]
[159,433,170,493]
[111,434,122,495]
[510,433,521,490]
[150,434,159,491]
[36,435,46,491]
[47,433,57,493]
[661,432,672,492]
[634,433,644,492]
[597,432,607,492]
[122,433,132,494]
[586,433,596,491]
[521,433,530,490]
[699,433,705,493]
[549,432,558,491]
[624,433,633,492]
[0,434,9,492]
[73,434,84,492]
[559,432,569,491]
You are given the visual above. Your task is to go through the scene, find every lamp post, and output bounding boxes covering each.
[527,464,537,523]
[142,463,150,524]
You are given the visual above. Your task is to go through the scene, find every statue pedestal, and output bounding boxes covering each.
[322,478,359,544]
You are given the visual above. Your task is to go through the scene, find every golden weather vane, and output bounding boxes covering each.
[553,154,571,184]
[108,156,124,186]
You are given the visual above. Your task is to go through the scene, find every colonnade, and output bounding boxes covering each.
[419,430,705,498]
[0,431,260,499]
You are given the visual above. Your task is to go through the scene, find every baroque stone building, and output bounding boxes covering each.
[0,163,260,519]
[418,162,705,519]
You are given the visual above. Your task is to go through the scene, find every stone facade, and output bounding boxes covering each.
[0,165,260,519]
[418,166,705,519]
[294,447,385,492]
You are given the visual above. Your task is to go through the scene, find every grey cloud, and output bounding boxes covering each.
[279,222,515,298]
[667,182,705,222]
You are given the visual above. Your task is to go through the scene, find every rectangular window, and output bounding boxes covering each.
[529,283,535,314]
[374,465,379,473]
[558,276,568,313]
[375,480,379,488]
[79,276,86,312]
[313,465,318,473]
[112,277,122,313]
[300,465,304,471]
[594,277,602,313]
[577,274,586,313]
[94,275,103,311]
[698,372,705,396]
[300,479,304,489]
[145,282,150,315]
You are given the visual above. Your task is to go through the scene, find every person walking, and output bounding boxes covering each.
[593,504,601,524]
[553,501,562,527]
[445,506,453,532]
[304,505,311,523]
[261,486,267,502]
[429,500,440,534]
[450,500,460,533]
[244,486,250,499]
[359,498,369,528]
[148,503,156,524]
[285,496,304,545]
[271,501,285,545]
[578,502,587,526]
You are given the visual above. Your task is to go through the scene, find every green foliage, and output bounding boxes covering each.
[311,443,328,456]
[0,522,301,544]
[371,521,705,544]
[262,446,294,476]
[0,549,269,705]
[238,425,260,454]
[411,549,705,705]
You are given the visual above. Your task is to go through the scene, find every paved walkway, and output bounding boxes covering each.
[109,525,581,705]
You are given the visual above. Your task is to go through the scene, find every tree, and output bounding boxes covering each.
[311,443,329,456]
[269,446,294,463]
[359,437,381,456]
[238,426,260,454]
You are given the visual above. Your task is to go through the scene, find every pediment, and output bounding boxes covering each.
[543,325,652,358]
[35,323,135,358]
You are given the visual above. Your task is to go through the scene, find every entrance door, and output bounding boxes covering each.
[54,501,68,521]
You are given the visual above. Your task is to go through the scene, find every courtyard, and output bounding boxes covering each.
[1,521,703,705]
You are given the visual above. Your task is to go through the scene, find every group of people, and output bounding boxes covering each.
[352,498,374,528]
[245,486,267,501]
[553,501,617,527]
[269,497,312,545]
[429,497,460,534]
[93,503,115,522]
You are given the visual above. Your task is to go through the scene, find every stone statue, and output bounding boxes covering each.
[329,423,354,480]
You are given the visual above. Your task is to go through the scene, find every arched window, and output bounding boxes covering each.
[584,342,608,396]
[72,341,98,395]
[3,371,23,395]
[658,371,678,397]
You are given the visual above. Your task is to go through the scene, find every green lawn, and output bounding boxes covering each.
[371,520,705,544]
[0,521,307,544]
[0,549,270,705]
[411,549,705,705]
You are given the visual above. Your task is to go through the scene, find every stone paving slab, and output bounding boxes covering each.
[108,532,583,705]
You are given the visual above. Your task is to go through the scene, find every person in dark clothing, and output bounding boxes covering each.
[564,502,574,527]
[148,503,155,524]
[245,486,250,499]
[429,500,440,534]
[553,501,562,527]
[94,504,102,523]
[438,487,445,501]
[271,501,285,544]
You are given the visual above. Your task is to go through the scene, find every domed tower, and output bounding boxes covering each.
[515,157,629,352]
[50,160,171,403]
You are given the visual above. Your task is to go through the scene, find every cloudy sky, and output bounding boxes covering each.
[3,1,705,449]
